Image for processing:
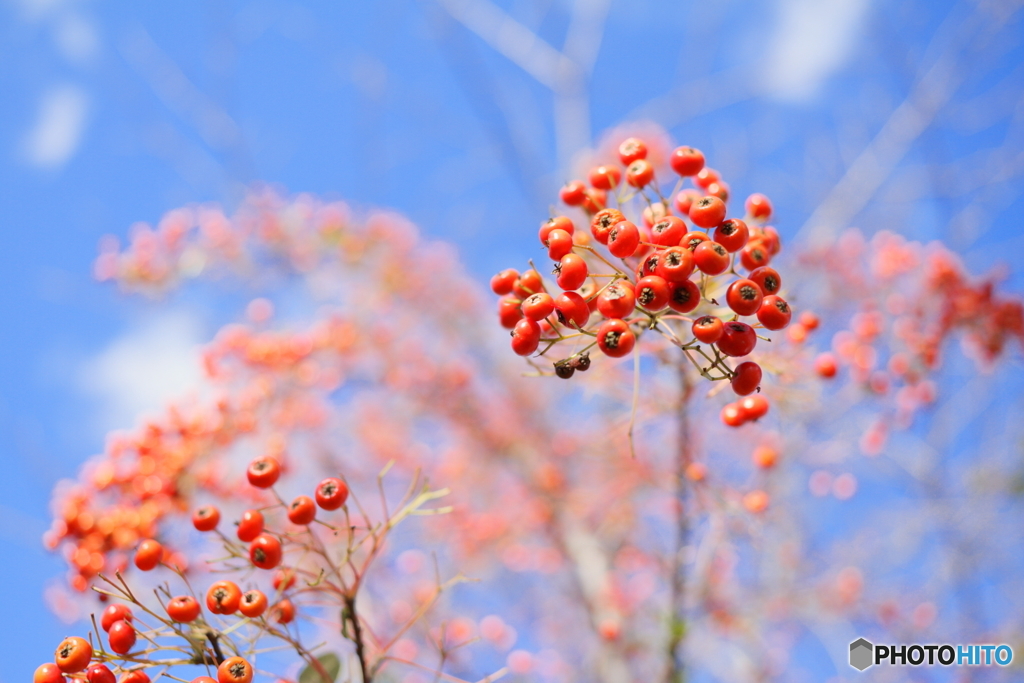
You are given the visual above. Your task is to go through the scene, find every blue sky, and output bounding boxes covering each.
[2,0,1024,681]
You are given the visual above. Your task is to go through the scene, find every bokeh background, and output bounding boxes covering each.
[2,0,1024,681]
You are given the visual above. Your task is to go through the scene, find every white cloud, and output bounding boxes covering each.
[762,0,871,101]
[54,13,99,63]
[22,84,89,168]
[80,311,206,428]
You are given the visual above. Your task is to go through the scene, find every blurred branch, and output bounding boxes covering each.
[433,0,579,90]
[796,2,1024,246]
[119,24,255,184]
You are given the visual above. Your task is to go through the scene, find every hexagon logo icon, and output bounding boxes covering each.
[850,638,874,671]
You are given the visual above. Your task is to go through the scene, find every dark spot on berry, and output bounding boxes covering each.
[775,300,790,312]
[638,288,654,305]
[604,331,622,349]
[740,285,758,301]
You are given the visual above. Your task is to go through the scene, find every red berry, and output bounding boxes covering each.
[166,595,201,623]
[218,657,253,683]
[86,664,115,683]
[739,394,769,420]
[650,216,686,247]
[36,664,66,683]
[714,219,748,253]
[120,672,149,683]
[239,589,268,618]
[55,637,92,674]
[490,268,519,295]
[271,599,296,624]
[693,241,730,275]
[618,137,647,164]
[237,509,264,542]
[607,220,640,258]
[815,353,838,378]
[692,315,724,343]
[554,291,590,328]
[107,620,136,655]
[689,195,726,228]
[287,496,316,525]
[315,477,349,510]
[706,181,729,201]
[800,311,819,330]
[751,225,781,255]
[726,279,764,316]
[730,361,762,396]
[498,297,523,329]
[670,146,705,176]
[639,252,660,277]
[596,282,636,319]
[654,246,694,282]
[206,581,242,614]
[740,241,771,270]
[588,165,621,190]
[596,319,635,358]
[513,269,543,298]
[641,203,668,229]
[134,539,163,571]
[668,280,701,313]
[538,216,574,243]
[192,505,220,532]
[249,534,283,570]
[522,292,555,321]
[560,181,587,206]
[556,253,588,290]
[247,457,280,488]
[721,403,745,427]
[545,228,574,260]
[101,604,133,632]
[757,295,792,330]
[680,230,709,252]
[626,159,654,188]
[748,266,782,295]
[273,568,297,591]
[511,318,541,356]
[694,167,719,189]
[193,678,218,683]
[718,322,757,357]
[635,276,670,311]
[674,189,701,215]
[590,209,625,245]
[745,193,772,221]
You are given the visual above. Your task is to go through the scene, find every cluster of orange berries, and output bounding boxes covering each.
[36,460,352,683]
[492,136,793,399]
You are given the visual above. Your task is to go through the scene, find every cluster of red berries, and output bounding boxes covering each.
[493,136,793,401]
[36,460,352,683]
[36,632,255,683]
